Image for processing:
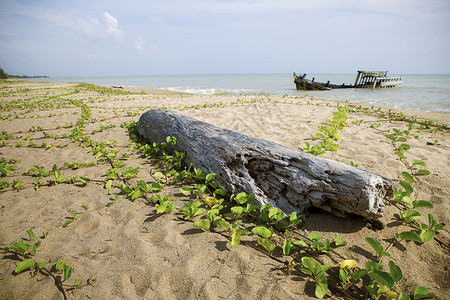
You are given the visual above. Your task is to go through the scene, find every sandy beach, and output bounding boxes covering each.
[0,81,449,299]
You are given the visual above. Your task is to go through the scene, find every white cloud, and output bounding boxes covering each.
[134,38,162,54]
[134,38,145,51]
[46,11,123,41]
[103,12,123,40]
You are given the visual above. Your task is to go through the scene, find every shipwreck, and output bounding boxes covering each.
[294,71,403,91]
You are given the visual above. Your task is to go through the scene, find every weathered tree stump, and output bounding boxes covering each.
[137,109,393,220]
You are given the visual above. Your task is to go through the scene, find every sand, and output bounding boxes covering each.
[0,81,449,299]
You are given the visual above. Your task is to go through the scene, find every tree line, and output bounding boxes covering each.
[0,66,7,79]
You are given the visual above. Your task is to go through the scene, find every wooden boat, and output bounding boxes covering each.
[294,71,402,91]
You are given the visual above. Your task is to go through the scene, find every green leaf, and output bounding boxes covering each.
[419,229,435,243]
[218,220,230,230]
[10,242,30,253]
[315,274,328,299]
[235,192,253,206]
[401,172,414,184]
[55,258,67,271]
[378,285,390,294]
[15,259,36,274]
[412,200,433,208]
[259,202,273,213]
[70,210,77,219]
[386,135,397,142]
[394,150,407,160]
[257,238,276,253]
[193,220,210,230]
[251,225,273,239]
[413,286,436,299]
[38,261,49,269]
[205,173,217,182]
[333,235,347,246]
[30,241,40,255]
[419,223,428,231]
[428,213,437,227]
[399,181,414,195]
[79,177,90,184]
[73,280,82,286]
[268,207,279,220]
[399,143,411,150]
[301,257,321,276]
[231,206,244,217]
[26,230,35,240]
[369,270,395,288]
[81,205,88,211]
[388,261,403,282]
[309,232,323,241]
[153,171,164,178]
[365,282,381,297]
[339,269,349,283]
[282,239,292,255]
[157,201,174,213]
[293,240,308,247]
[63,265,72,281]
[365,261,383,272]
[243,203,259,213]
[214,188,226,196]
[435,224,445,231]
[130,189,143,201]
[397,231,422,243]
[289,211,302,226]
[180,186,193,196]
[399,196,414,206]
[231,227,248,247]
[105,179,113,190]
[352,269,367,281]
[401,210,422,223]
[365,237,384,255]
[416,169,430,175]
[299,267,312,276]
[412,160,426,166]
[192,208,205,218]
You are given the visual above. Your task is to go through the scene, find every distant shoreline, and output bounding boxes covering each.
[7,75,49,79]
[10,74,450,114]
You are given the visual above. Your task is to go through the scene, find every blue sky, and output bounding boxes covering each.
[1,0,449,76]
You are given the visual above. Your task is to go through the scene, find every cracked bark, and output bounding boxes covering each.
[137,109,393,220]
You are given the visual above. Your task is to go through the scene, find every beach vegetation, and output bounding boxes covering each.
[2,229,94,300]
[0,81,446,299]
[303,104,351,157]
[125,133,442,299]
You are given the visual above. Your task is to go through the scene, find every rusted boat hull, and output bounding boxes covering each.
[294,71,402,91]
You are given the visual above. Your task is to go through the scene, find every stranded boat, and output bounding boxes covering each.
[294,71,402,91]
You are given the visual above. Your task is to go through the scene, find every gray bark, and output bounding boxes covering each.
[137,109,393,220]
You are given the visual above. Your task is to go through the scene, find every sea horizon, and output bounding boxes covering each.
[21,72,450,114]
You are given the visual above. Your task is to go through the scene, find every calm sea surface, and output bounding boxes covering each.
[25,73,450,114]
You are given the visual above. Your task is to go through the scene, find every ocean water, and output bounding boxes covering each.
[25,73,450,114]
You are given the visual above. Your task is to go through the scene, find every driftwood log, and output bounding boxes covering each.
[137,109,393,220]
